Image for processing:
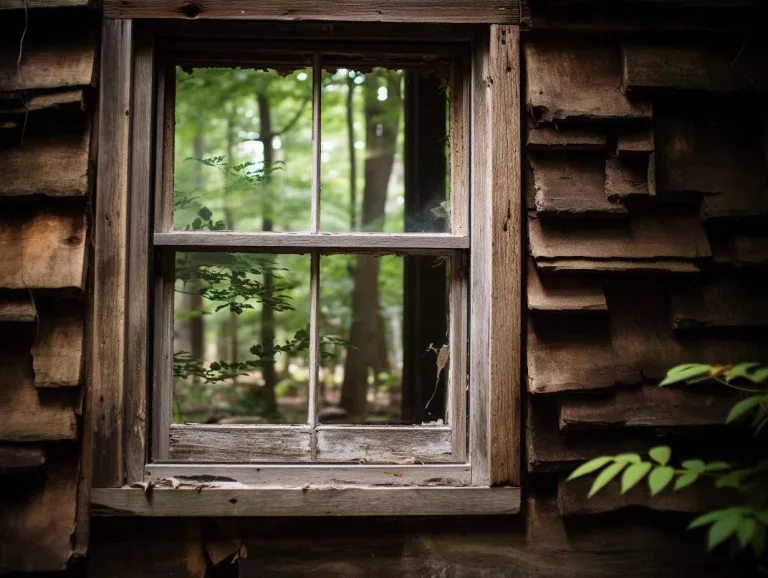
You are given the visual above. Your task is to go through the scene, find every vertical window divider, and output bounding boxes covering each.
[308,52,322,456]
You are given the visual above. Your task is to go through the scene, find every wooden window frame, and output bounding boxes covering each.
[90,18,522,517]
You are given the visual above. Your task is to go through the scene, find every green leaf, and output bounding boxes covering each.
[689,509,732,530]
[716,471,747,489]
[726,396,765,424]
[682,459,706,473]
[703,461,732,472]
[749,368,768,383]
[674,472,699,490]
[621,461,652,494]
[724,362,761,383]
[588,462,627,498]
[567,456,613,481]
[649,446,672,466]
[708,514,743,551]
[738,518,758,549]
[649,466,675,496]
[613,453,642,464]
[660,364,713,387]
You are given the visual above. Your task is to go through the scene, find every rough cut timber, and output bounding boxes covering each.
[0,208,87,290]
[0,88,87,114]
[0,291,35,322]
[528,213,711,272]
[0,445,78,572]
[616,130,654,157]
[671,275,768,329]
[622,43,768,94]
[530,154,627,216]
[525,40,652,125]
[0,39,96,92]
[0,115,91,197]
[31,299,84,387]
[526,127,608,151]
[0,328,78,442]
[558,385,735,432]
[605,157,652,200]
[527,319,638,394]
[653,103,768,218]
[0,444,45,473]
[527,259,607,313]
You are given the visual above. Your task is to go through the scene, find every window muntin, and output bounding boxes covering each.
[153,44,469,466]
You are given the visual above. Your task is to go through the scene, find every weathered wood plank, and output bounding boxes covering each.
[617,130,654,157]
[531,155,627,216]
[0,89,86,114]
[315,426,453,464]
[605,157,652,200]
[91,486,521,516]
[91,19,132,487]
[671,275,768,329]
[525,39,651,125]
[31,299,84,387]
[103,0,520,22]
[0,445,78,572]
[0,291,35,322]
[0,116,91,197]
[0,0,90,7]
[169,425,312,462]
[0,209,87,290]
[559,385,735,432]
[527,259,606,313]
[0,40,96,92]
[534,258,699,274]
[526,127,608,151]
[0,444,45,473]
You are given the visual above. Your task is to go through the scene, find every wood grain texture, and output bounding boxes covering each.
[0,208,87,290]
[0,40,95,92]
[0,0,90,7]
[91,19,132,487]
[0,445,78,572]
[0,291,36,322]
[527,259,606,313]
[315,426,453,464]
[0,115,91,197]
[103,0,520,22]
[671,275,768,329]
[0,88,86,114]
[535,258,699,274]
[526,127,608,151]
[605,157,652,200]
[91,486,521,516]
[169,425,312,462]
[0,444,45,473]
[617,130,654,157]
[31,299,84,387]
[525,39,651,124]
[530,154,627,216]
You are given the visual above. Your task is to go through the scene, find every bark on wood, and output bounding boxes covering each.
[527,259,607,313]
[0,445,78,572]
[525,40,652,124]
[671,275,768,329]
[530,154,627,216]
[0,444,45,473]
[0,208,87,290]
[0,115,91,197]
[0,291,35,322]
[0,41,96,92]
[605,157,652,200]
[31,299,84,387]
[526,127,608,151]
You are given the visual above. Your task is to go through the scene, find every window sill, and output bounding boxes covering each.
[90,485,521,517]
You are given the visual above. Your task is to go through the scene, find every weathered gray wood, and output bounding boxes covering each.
[0,0,90,7]
[605,157,652,200]
[315,426,453,464]
[531,155,627,216]
[0,209,87,290]
[0,291,36,322]
[31,300,84,387]
[0,41,96,92]
[0,444,45,473]
[169,425,312,462]
[527,259,606,313]
[525,39,652,124]
[672,276,768,329]
[622,43,768,94]
[526,127,607,151]
[535,258,699,274]
[0,89,86,114]
[91,19,132,488]
[616,130,654,157]
[559,386,734,432]
[91,486,521,516]
[145,463,471,487]
[103,0,521,22]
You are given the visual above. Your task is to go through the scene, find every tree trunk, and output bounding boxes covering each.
[340,72,401,421]
[346,76,358,231]
[185,132,205,377]
[224,115,239,385]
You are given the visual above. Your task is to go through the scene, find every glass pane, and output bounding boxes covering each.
[320,66,451,233]
[173,252,311,425]
[318,254,450,425]
[173,66,313,232]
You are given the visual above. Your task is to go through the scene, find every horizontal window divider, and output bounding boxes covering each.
[91,486,521,517]
[316,425,453,463]
[155,232,469,253]
[144,463,471,487]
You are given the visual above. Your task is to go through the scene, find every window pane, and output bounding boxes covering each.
[173,66,313,232]
[173,252,311,425]
[320,66,451,233]
[318,254,451,425]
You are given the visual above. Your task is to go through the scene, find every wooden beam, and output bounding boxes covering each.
[0,291,36,323]
[91,19,132,487]
[91,486,521,516]
[0,444,45,473]
[31,299,84,387]
[0,40,96,92]
[103,0,521,23]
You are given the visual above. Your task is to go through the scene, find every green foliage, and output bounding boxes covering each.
[569,363,768,566]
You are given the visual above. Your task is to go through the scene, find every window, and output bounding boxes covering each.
[90,19,521,517]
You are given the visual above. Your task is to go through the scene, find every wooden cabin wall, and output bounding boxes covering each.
[1,1,767,576]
